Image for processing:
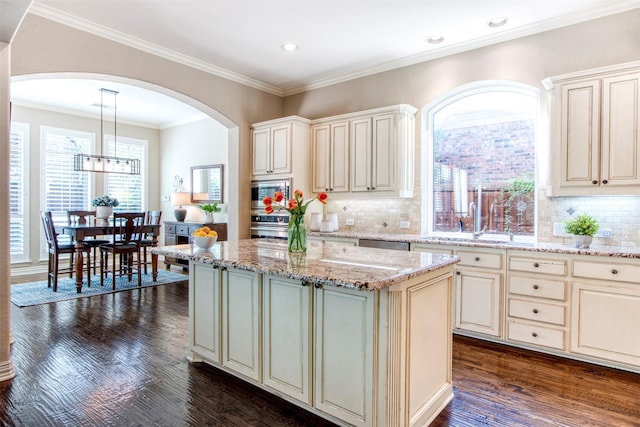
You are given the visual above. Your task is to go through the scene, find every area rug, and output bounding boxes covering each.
[11,269,188,307]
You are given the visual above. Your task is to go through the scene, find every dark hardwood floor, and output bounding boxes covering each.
[3,273,639,426]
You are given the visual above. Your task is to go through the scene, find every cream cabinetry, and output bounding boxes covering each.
[412,243,504,338]
[188,263,222,364]
[262,275,312,404]
[221,268,261,381]
[311,104,417,198]
[570,258,640,367]
[507,253,569,351]
[314,285,375,426]
[311,120,349,193]
[251,116,311,178]
[545,61,640,195]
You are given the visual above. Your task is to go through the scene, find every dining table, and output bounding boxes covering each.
[61,222,162,293]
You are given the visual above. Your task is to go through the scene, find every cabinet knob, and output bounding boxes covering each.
[301,281,309,287]
[533,284,539,290]
[456,271,461,275]
[367,187,371,190]
[533,308,539,314]
[611,269,618,275]
[592,180,598,185]
[474,256,480,262]
[371,187,376,190]
[314,283,323,289]
[602,179,608,184]
[532,332,538,338]
[325,188,329,191]
[533,262,539,268]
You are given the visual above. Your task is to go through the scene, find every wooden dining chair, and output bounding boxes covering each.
[141,210,162,274]
[99,212,146,290]
[67,210,110,274]
[41,211,91,292]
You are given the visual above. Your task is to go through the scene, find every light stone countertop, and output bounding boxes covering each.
[309,231,640,259]
[152,239,459,291]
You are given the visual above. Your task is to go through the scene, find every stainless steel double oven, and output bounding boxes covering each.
[250,178,291,239]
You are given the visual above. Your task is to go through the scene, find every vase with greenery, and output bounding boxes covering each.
[564,214,599,248]
[200,203,221,223]
[92,195,119,222]
[263,189,328,253]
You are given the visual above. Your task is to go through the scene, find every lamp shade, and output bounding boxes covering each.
[171,192,190,207]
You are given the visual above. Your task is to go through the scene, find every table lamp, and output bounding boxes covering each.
[171,192,190,222]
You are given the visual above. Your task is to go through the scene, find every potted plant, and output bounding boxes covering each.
[564,213,599,248]
[92,195,120,223]
[200,203,221,223]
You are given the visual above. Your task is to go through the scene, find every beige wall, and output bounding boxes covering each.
[10,13,284,241]
[160,118,229,224]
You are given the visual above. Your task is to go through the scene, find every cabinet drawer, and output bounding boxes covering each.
[508,298,565,325]
[509,257,566,276]
[176,225,190,235]
[507,321,565,350]
[509,275,567,301]
[165,224,176,235]
[573,260,640,283]
[457,251,503,269]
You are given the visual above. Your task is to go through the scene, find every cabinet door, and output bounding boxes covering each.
[263,275,312,404]
[189,263,221,363]
[559,79,601,188]
[270,124,292,175]
[350,117,373,192]
[601,73,640,187]
[371,113,396,192]
[329,121,350,192]
[252,127,271,176]
[311,124,331,193]
[222,268,261,381]
[314,285,374,426]
[571,281,640,367]
[455,269,502,337]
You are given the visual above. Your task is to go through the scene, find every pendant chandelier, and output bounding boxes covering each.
[74,88,141,175]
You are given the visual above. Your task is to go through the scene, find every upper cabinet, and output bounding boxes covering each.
[545,61,640,196]
[311,104,417,198]
[251,116,311,180]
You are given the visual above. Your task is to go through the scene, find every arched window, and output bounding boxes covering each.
[422,81,539,239]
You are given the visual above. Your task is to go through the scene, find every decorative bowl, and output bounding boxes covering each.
[192,235,217,249]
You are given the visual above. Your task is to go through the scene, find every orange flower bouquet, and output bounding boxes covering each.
[263,189,328,252]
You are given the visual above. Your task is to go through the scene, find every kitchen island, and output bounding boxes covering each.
[153,239,459,427]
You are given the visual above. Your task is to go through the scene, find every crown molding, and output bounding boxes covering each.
[28,3,285,97]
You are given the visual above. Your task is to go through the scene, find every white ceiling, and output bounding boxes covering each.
[9,0,640,127]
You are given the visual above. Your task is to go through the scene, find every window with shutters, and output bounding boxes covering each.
[9,122,29,263]
[41,126,94,252]
[104,135,147,211]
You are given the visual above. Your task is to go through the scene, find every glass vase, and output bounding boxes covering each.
[288,214,307,253]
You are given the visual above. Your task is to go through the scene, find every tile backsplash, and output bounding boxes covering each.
[321,190,640,247]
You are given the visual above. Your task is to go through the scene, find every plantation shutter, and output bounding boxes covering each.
[105,135,146,212]
[9,122,28,262]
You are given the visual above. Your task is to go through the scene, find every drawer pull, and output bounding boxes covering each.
[611,269,618,275]
[532,332,538,338]
[533,262,540,268]
[533,309,539,314]
[533,284,539,290]
[591,180,598,185]
[474,256,480,262]
[602,179,608,184]
[456,271,461,275]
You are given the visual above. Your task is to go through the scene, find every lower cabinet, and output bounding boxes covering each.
[314,285,374,426]
[571,274,640,367]
[188,262,221,363]
[455,269,502,337]
[262,275,312,404]
[222,268,261,381]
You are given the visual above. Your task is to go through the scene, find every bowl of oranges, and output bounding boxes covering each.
[191,226,218,249]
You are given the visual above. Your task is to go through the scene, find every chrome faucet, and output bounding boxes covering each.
[469,201,486,239]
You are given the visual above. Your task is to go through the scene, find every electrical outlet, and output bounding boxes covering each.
[596,229,613,238]
[400,220,410,229]
[345,218,355,226]
[161,195,170,202]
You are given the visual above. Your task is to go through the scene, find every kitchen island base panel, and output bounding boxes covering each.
[188,262,454,427]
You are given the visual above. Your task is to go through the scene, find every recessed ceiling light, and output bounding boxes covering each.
[281,42,298,52]
[427,35,444,44]
[488,17,508,27]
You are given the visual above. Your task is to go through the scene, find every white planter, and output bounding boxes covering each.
[95,206,113,224]
[204,213,215,223]
[573,234,593,249]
